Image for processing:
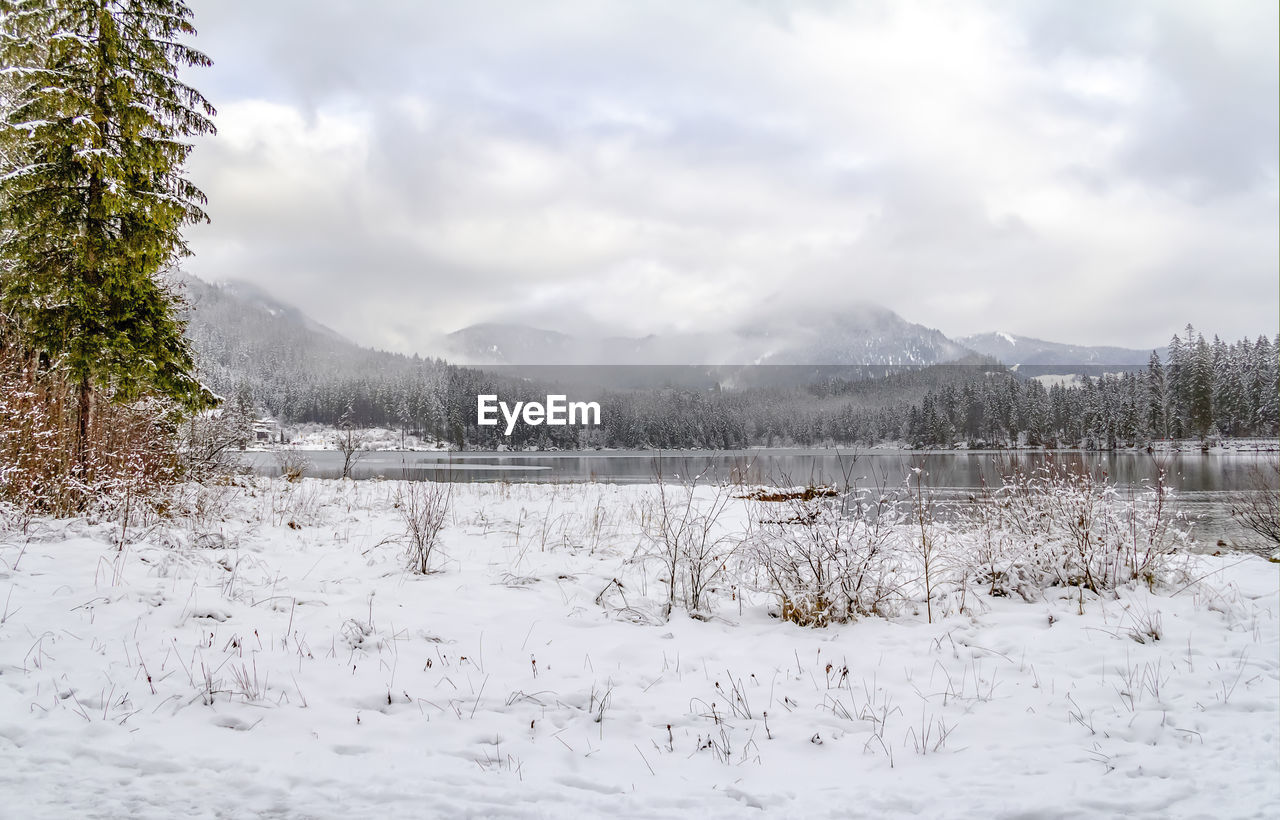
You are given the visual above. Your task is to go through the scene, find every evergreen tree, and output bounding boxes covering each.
[1213,336,1245,437]
[0,0,217,466]
[1187,332,1214,440]
[1165,333,1186,438]
[1254,335,1280,435]
[1146,350,1167,439]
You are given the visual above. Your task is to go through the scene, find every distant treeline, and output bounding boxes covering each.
[904,327,1278,448]
[192,296,1277,451]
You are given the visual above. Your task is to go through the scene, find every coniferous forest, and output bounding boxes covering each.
[186,281,1278,452]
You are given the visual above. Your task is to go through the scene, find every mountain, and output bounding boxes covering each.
[443,323,590,365]
[745,306,973,366]
[188,278,349,344]
[183,276,367,388]
[442,305,975,367]
[443,323,746,366]
[181,277,448,419]
[957,332,1163,371]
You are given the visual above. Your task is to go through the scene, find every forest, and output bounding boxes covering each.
[189,288,1278,452]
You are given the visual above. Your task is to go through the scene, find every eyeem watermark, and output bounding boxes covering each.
[477,395,601,435]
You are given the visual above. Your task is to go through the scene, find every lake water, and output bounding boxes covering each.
[243,448,1271,490]
[242,448,1277,549]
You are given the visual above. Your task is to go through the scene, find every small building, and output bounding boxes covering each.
[252,416,281,443]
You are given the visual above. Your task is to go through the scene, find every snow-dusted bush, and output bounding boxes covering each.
[0,499,27,535]
[1228,456,1280,557]
[958,460,1188,596]
[965,481,1038,601]
[333,425,367,479]
[902,469,972,623]
[259,479,326,529]
[742,462,1190,628]
[0,343,181,524]
[744,485,908,626]
[273,449,311,482]
[398,480,451,574]
[178,409,249,482]
[640,476,740,620]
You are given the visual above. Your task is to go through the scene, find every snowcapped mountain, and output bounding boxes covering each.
[957,332,1163,369]
[746,305,974,366]
[443,305,975,366]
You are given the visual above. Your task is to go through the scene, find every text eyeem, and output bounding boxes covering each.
[477,395,601,436]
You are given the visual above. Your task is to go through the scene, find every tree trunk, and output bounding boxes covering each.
[76,371,92,475]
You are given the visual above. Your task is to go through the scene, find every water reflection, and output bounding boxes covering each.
[242,448,1273,493]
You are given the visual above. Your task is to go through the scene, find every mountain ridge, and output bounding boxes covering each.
[442,305,978,367]
[182,276,1168,404]
[441,311,1162,370]
[957,331,1165,368]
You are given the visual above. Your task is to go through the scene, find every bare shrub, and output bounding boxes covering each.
[0,339,182,524]
[274,449,310,482]
[334,424,367,479]
[960,458,1188,598]
[965,480,1033,600]
[1228,456,1280,556]
[179,409,248,482]
[398,480,452,574]
[1113,464,1187,587]
[747,488,838,626]
[745,479,907,627]
[0,499,31,537]
[267,480,325,528]
[906,467,952,623]
[641,462,740,620]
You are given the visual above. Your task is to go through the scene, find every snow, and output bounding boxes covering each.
[271,423,449,451]
[997,332,1017,346]
[1034,374,1083,389]
[0,478,1276,818]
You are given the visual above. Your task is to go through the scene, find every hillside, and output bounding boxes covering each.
[181,277,450,425]
[957,331,1163,370]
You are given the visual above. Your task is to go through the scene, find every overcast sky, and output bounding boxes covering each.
[181,0,1278,354]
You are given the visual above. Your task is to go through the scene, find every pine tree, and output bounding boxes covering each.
[1165,333,1186,438]
[1146,350,1167,439]
[1254,335,1279,435]
[1210,335,1234,436]
[1187,332,1214,440]
[0,0,217,467]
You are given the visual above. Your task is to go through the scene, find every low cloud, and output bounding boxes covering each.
[182,0,1279,353]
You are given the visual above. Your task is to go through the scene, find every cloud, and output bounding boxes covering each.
[181,0,1278,354]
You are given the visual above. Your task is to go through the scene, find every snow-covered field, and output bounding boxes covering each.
[0,478,1276,818]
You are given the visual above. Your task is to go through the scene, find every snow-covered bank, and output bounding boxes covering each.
[252,423,450,452]
[0,479,1276,818]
